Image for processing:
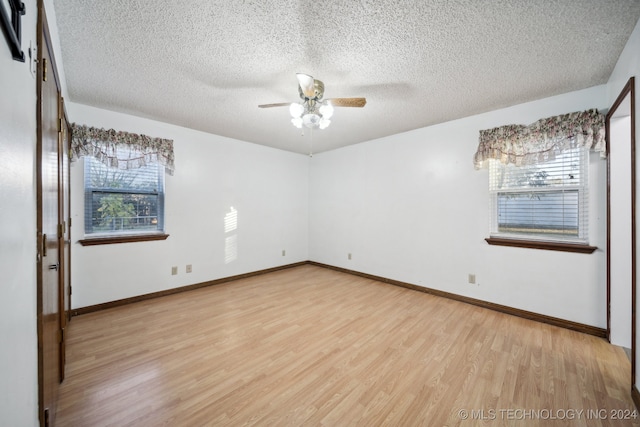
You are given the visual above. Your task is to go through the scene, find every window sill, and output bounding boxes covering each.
[79,233,170,246]
[485,237,597,254]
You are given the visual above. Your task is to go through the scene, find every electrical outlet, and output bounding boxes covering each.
[468,274,476,284]
[186,264,192,273]
[348,253,352,260]
[282,250,286,256]
[171,266,178,275]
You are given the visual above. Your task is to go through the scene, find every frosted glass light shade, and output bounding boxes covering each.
[319,103,334,119]
[289,103,304,118]
[302,113,321,128]
[289,102,333,129]
[291,117,303,128]
[319,118,331,129]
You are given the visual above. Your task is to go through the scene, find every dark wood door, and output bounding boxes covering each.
[38,4,64,425]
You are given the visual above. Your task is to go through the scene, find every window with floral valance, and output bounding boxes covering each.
[473,109,605,252]
[70,123,174,245]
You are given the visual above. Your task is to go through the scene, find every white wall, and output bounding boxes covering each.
[0,1,40,425]
[68,103,309,308]
[606,15,640,389]
[309,85,608,327]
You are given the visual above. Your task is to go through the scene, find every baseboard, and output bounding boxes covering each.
[634,385,640,411]
[71,261,308,316]
[308,261,607,339]
[73,259,607,339]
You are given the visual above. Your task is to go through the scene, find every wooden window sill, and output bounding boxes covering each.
[79,233,169,246]
[485,237,597,254]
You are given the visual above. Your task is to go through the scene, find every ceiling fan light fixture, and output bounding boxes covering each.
[259,74,365,132]
[319,118,331,129]
[319,102,334,119]
[291,117,303,128]
[302,113,321,128]
[289,102,304,118]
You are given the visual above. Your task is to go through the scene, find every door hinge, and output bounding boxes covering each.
[58,328,64,343]
[58,223,64,239]
[68,217,72,229]
[42,57,48,82]
[44,408,50,427]
[58,118,62,133]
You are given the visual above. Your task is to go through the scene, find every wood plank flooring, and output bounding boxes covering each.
[56,265,639,426]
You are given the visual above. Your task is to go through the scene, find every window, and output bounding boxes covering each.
[489,146,588,243]
[84,156,165,236]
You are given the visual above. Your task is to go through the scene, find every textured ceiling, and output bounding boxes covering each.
[52,0,640,155]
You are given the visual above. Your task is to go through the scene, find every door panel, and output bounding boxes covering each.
[609,113,633,349]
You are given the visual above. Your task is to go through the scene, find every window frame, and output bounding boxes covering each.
[79,157,169,246]
[486,146,596,253]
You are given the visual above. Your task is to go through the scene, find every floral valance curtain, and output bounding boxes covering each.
[473,109,606,170]
[70,123,175,175]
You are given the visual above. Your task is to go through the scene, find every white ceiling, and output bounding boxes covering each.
[52,1,640,155]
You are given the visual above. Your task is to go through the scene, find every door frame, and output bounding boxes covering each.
[60,101,71,325]
[606,76,636,390]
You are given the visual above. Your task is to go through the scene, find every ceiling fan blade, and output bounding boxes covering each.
[296,73,315,98]
[326,98,367,108]
[258,102,291,108]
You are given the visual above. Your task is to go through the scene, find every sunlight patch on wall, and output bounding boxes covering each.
[225,235,238,264]
[225,206,238,233]
[224,206,238,264]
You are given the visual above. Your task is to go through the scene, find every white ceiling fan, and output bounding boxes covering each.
[259,73,366,130]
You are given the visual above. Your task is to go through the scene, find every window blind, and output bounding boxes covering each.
[489,146,588,242]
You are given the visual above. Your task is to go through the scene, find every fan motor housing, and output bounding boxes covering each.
[299,79,324,101]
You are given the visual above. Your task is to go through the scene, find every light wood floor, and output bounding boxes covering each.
[57,265,639,426]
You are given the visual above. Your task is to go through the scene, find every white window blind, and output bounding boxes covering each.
[489,146,588,242]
